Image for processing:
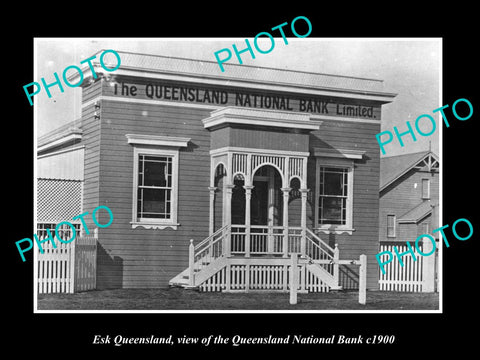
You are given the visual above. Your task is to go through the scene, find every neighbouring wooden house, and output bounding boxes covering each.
[37,49,397,294]
[37,122,97,293]
[378,150,439,292]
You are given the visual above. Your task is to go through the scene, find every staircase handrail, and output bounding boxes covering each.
[305,228,335,260]
[195,224,229,253]
[302,251,340,287]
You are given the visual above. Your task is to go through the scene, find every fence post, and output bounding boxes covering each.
[422,237,437,292]
[359,254,367,305]
[92,228,98,290]
[189,239,195,287]
[289,253,298,305]
[69,234,76,294]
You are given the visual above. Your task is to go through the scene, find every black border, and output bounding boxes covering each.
[8,7,478,356]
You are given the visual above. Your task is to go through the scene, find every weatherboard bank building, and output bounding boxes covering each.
[37,50,396,293]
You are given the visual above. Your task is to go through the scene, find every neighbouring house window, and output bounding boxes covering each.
[421,221,429,234]
[422,178,430,199]
[387,215,396,237]
[315,159,354,233]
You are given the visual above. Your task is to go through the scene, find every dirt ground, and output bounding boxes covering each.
[36,288,439,311]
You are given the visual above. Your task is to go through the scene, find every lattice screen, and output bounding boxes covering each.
[37,179,82,222]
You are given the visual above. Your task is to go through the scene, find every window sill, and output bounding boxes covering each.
[315,226,355,235]
[130,222,179,230]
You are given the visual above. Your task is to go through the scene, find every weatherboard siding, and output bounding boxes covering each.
[95,99,212,288]
[80,102,101,232]
[309,119,381,290]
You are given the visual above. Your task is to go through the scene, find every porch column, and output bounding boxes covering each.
[300,188,309,257]
[208,186,217,236]
[244,185,254,257]
[281,187,291,258]
[224,184,235,257]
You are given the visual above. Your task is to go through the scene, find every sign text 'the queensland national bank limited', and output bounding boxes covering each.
[110,80,380,120]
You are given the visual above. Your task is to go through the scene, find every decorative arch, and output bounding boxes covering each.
[289,175,302,186]
[213,162,227,187]
[251,162,285,186]
[232,172,246,182]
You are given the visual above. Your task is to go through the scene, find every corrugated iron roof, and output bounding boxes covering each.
[97,50,391,95]
[38,118,83,148]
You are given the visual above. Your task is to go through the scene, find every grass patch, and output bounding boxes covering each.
[37,288,439,311]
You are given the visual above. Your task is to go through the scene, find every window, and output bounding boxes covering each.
[132,148,179,229]
[318,167,348,225]
[387,215,396,237]
[137,155,173,220]
[315,158,354,234]
[127,134,190,230]
[422,178,430,199]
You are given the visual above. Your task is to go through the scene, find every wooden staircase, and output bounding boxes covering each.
[169,256,228,288]
[169,225,343,292]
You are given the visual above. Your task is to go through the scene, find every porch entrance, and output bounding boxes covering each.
[203,107,321,258]
[230,165,285,256]
[168,107,342,292]
[231,166,283,227]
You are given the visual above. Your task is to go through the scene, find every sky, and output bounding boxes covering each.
[35,38,441,158]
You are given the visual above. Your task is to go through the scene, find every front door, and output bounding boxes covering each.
[251,180,269,225]
[230,179,269,225]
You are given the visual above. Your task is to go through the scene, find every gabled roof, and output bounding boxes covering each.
[380,150,439,191]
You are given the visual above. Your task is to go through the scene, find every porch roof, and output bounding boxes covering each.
[398,200,434,224]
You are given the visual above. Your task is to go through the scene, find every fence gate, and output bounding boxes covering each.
[36,231,97,294]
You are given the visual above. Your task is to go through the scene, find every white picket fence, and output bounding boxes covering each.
[378,240,438,292]
[36,230,97,294]
[198,262,331,293]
